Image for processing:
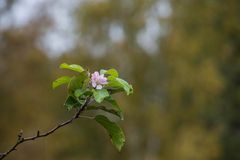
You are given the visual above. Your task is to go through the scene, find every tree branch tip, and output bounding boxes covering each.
[0,96,91,160]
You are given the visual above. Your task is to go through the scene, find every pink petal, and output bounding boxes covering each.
[94,71,100,76]
[91,72,98,79]
[92,81,97,87]
[98,78,105,83]
[99,74,104,78]
[101,79,108,84]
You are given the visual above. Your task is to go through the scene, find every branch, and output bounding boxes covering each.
[0,97,92,160]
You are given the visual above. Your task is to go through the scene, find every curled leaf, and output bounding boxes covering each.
[107,77,133,95]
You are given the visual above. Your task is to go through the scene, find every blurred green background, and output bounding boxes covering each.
[0,0,239,159]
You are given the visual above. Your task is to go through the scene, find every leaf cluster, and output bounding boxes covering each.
[52,63,133,151]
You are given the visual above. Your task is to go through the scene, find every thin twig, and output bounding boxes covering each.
[0,97,92,160]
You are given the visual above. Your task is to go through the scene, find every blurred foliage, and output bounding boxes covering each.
[0,0,240,160]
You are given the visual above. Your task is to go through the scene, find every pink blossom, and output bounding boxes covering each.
[91,71,108,89]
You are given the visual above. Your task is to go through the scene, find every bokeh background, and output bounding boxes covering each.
[0,0,239,159]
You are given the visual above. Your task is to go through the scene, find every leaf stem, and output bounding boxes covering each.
[78,115,95,119]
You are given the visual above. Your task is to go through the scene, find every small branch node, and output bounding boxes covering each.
[17,129,24,142]
[37,130,40,136]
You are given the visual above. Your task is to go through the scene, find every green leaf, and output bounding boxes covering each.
[107,69,119,77]
[93,89,109,103]
[107,76,116,81]
[83,89,93,97]
[52,76,71,89]
[64,96,79,110]
[100,69,107,75]
[105,96,119,109]
[108,88,124,94]
[116,78,133,95]
[100,69,118,77]
[87,105,123,120]
[95,115,125,151]
[68,71,89,95]
[59,63,84,73]
[107,77,133,95]
[104,96,124,120]
[74,89,84,98]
